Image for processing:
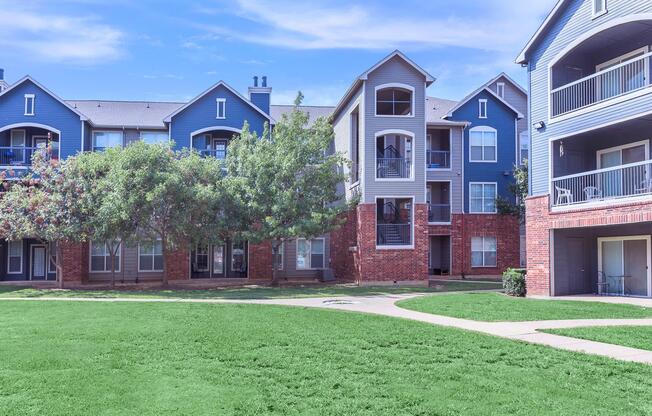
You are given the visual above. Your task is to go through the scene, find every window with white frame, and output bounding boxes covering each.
[90,241,121,272]
[141,131,169,145]
[195,244,209,272]
[376,86,413,116]
[519,131,530,165]
[471,236,497,267]
[470,183,497,213]
[24,94,35,116]
[593,0,607,17]
[469,126,497,162]
[496,82,505,99]
[273,242,284,270]
[92,131,123,152]
[216,98,226,119]
[139,240,163,272]
[296,238,325,269]
[7,240,23,274]
[478,99,487,119]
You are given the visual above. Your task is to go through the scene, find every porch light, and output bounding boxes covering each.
[533,121,545,130]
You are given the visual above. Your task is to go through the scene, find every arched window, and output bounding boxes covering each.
[375,84,413,116]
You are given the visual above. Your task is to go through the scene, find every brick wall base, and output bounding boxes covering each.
[249,241,273,280]
[165,249,189,280]
[329,209,359,281]
[61,241,88,285]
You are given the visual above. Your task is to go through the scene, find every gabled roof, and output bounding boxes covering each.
[425,96,468,126]
[163,80,272,123]
[332,50,436,120]
[516,0,568,64]
[444,74,525,120]
[0,75,88,120]
[270,105,334,127]
[484,72,528,97]
[68,100,184,129]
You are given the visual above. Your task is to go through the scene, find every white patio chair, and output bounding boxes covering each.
[583,186,602,201]
[555,186,573,205]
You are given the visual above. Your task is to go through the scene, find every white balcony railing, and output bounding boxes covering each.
[552,159,652,207]
[550,52,652,117]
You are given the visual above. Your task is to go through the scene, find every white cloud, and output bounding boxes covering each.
[194,0,557,54]
[0,9,124,63]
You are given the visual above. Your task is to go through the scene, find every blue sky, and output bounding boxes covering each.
[0,0,558,105]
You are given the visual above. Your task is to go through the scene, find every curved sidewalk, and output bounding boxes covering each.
[3,293,652,365]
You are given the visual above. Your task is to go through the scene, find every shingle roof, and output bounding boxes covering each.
[67,100,183,129]
[270,105,334,126]
[425,96,468,126]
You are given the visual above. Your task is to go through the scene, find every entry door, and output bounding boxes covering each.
[567,238,589,294]
[211,245,225,277]
[31,246,47,280]
[212,139,227,160]
[598,143,647,197]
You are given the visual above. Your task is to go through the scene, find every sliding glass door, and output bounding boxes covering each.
[599,236,651,297]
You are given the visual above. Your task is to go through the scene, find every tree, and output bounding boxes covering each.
[496,160,528,223]
[226,93,350,285]
[105,141,228,286]
[0,148,89,288]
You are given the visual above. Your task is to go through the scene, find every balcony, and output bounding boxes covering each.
[377,223,411,246]
[427,181,451,223]
[427,128,451,169]
[376,198,412,247]
[376,157,411,179]
[376,133,412,180]
[428,203,451,223]
[0,147,57,167]
[552,159,652,208]
[426,150,450,169]
[199,149,226,159]
[551,52,651,118]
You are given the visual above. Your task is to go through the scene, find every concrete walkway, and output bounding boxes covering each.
[3,293,652,365]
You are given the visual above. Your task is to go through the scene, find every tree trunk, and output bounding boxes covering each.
[55,243,64,289]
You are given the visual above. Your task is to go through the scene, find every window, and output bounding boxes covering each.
[469,127,497,162]
[24,94,35,116]
[213,245,224,274]
[273,242,284,270]
[195,244,209,272]
[139,240,163,272]
[593,0,607,17]
[216,98,226,119]
[470,183,497,213]
[7,240,23,274]
[141,131,169,145]
[478,99,487,119]
[376,85,413,116]
[296,238,325,269]
[231,241,246,272]
[519,132,530,165]
[90,241,121,272]
[48,242,57,274]
[496,82,505,99]
[471,237,497,267]
[92,131,123,151]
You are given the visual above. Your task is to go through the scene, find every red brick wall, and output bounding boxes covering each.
[355,203,429,282]
[329,209,359,281]
[166,249,189,280]
[249,241,273,280]
[525,194,652,296]
[61,241,88,284]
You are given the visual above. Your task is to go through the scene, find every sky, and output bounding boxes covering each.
[0,0,558,106]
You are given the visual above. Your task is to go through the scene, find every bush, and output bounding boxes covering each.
[503,268,526,297]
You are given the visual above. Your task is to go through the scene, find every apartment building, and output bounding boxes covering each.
[517,0,652,297]
[0,50,524,285]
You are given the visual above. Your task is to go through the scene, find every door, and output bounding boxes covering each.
[212,139,227,160]
[229,241,247,278]
[211,245,225,277]
[599,236,651,297]
[567,238,589,294]
[624,239,649,297]
[598,142,648,197]
[31,246,47,280]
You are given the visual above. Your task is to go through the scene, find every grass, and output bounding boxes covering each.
[544,326,652,351]
[397,292,652,322]
[1,301,652,415]
[0,279,501,300]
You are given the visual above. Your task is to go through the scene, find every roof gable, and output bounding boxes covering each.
[446,87,523,120]
[0,76,88,121]
[164,80,272,123]
[516,0,569,63]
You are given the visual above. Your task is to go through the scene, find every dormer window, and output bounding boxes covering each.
[216,98,226,119]
[24,94,35,116]
[593,0,607,17]
[478,99,488,119]
[496,82,505,99]
[375,84,413,116]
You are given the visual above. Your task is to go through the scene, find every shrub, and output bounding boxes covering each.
[503,268,526,297]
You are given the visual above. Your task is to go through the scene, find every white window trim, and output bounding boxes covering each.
[478,99,488,119]
[596,139,650,169]
[231,241,247,272]
[140,131,171,144]
[375,196,415,250]
[195,244,210,272]
[496,82,505,99]
[7,240,23,275]
[138,239,163,272]
[469,126,498,163]
[469,182,498,214]
[426,129,453,171]
[471,236,498,268]
[212,244,225,275]
[296,238,326,270]
[89,240,122,273]
[24,94,35,116]
[374,129,416,182]
[92,130,124,151]
[274,242,284,271]
[374,83,415,118]
[216,98,226,119]
[10,129,26,147]
[592,0,607,19]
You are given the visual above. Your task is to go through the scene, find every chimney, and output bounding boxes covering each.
[0,69,4,80]
[248,75,271,115]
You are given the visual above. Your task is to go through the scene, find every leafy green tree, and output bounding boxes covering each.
[0,148,89,288]
[226,93,349,284]
[497,160,528,223]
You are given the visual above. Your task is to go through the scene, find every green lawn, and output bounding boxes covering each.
[1,301,652,415]
[397,292,652,321]
[0,280,501,300]
[544,326,652,351]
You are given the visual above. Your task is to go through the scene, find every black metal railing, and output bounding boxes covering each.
[428,203,451,223]
[377,223,411,246]
[426,150,450,169]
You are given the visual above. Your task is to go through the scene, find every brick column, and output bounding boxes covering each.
[61,241,88,285]
[166,249,189,280]
[329,209,359,281]
[525,195,551,296]
[249,241,273,281]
